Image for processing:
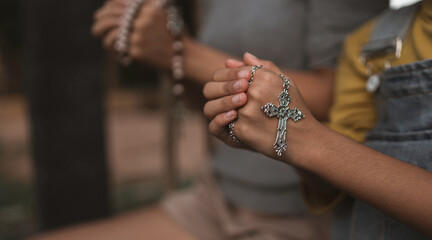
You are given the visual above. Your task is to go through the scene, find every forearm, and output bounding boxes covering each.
[283,68,337,203]
[204,55,432,234]
[183,36,234,85]
[290,121,432,235]
[281,68,334,121]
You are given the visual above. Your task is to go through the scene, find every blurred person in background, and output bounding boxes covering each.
[40,0,387,239]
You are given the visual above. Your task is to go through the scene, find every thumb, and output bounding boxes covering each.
[243,52,280,72]
[243,52,262,66]
[225,58,245,68]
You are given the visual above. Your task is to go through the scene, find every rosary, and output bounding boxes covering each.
[114,0,186,120]
[114,0,185,190]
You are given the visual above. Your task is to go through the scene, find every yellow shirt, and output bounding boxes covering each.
[328,0,432,143]
[305,0,432,213]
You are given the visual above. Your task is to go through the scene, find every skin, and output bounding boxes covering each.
[203,54,432,236]
[91,0,335,120]
[90,0,338,238]
[28,207,197,240]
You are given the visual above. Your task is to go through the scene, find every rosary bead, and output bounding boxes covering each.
[173,68,184,80]
[172,84,185,96]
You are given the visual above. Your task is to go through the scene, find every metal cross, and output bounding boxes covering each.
[261,74,305,156]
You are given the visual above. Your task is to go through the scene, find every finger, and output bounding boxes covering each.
[116,0,131,6]
[92,17,122,37]
[203,79,249,100]
[212,66,251,82]
[203,93,247,119]
[208,110,238,137]
[94,7,126,21]
[243,52,280,72]
[103,29,119,49]
[94,1,128,20]
[225,59,245,68]
[243,52,262,66]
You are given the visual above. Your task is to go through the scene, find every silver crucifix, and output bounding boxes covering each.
[261,74,305,156]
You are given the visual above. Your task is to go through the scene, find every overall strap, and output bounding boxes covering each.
[361,2,420,60]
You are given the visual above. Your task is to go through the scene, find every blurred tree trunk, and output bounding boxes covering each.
[21,0,110,231]
[0,0,22,93]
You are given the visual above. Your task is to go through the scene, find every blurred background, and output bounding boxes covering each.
[0,0,207,239]
[0,0,420,239]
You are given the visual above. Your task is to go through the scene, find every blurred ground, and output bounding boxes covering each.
[0,89,209,239]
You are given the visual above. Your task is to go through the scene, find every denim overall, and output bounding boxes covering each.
[341,3,432,240]
[348,59,432,239]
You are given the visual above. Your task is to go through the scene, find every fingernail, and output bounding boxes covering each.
[233,80,243,90]
[224,110,234,119]
[232,94,242,104]
[237,70,249,79]
[245,52,257,59]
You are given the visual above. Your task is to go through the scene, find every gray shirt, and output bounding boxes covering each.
[198,0,388,214]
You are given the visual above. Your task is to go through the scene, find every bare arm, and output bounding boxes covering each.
[282,69,334,121]
[92,1,335,121]
[204,62,432,236]
[91,0,232,84]
[229,55,338,207]
[291,120,432,235]
[182,36,232,84]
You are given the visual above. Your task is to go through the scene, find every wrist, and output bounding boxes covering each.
[182,36,231,84]
[283,116,327,169]
[155,33,191,70]
[182,34,194,60]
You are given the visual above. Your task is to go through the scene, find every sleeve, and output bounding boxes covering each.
[306,0,388,69]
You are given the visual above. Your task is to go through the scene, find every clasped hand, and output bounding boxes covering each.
[92,0,175,69]
[203,53,316,163]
